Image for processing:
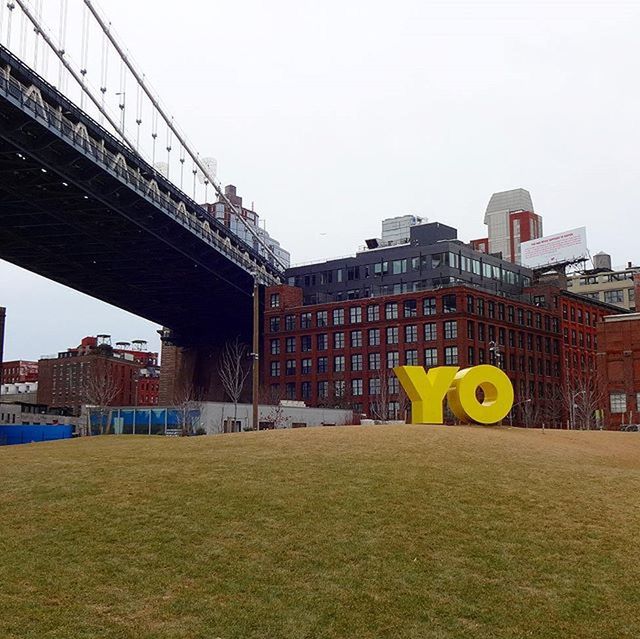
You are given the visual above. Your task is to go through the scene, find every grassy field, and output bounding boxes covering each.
[1,425,640,639]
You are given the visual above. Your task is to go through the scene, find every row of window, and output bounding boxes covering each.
[270,350,559,377]
[268,294,559,333]
[561,303,603,326]
[286,252,529,289]
[269,322,560,355]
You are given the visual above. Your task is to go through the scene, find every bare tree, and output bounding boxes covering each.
[370,372,409,422]
[563,370,606,430]
[173,381,204,436]
[219,337,251,433]
[84,357,121,434]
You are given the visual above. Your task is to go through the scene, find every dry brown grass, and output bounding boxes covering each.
[1,424,640,638]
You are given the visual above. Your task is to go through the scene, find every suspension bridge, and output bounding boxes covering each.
[0,0,285,401]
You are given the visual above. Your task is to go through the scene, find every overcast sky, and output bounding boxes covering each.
[2,0,640,361]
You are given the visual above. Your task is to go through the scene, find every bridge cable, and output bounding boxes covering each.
[99,22,109,124]
[118,58,126,133]
[82,0,287,272]
[6,2,14,49]
[32,0,43,72]
[19,6,26,59]
[80,2,89,109]
[151,108,158,165]
[179,148,185,190]
[135,79,142,150]
[166,119,172,179]
[57,0,68,92]
[14,0,137,151]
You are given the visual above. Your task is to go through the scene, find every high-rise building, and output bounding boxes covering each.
[475,188,543,264]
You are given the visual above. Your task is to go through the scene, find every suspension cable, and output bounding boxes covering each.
[13,0,136,151]
[83,0,286,271]
[57,0,68,91]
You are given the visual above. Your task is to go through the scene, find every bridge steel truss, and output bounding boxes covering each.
[0,44,281,354]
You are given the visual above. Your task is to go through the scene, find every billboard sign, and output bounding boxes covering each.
[520,227,588,269]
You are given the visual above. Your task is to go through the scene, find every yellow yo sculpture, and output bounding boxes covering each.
[394,364,514,425]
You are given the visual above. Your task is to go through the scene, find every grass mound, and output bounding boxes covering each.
[1,424,639,638]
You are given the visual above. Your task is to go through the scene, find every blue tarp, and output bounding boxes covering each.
[0,424,73,446]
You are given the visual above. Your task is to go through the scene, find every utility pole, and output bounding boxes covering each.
[252,273,260,431]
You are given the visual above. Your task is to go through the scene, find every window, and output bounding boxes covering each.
[444,320,457,339]
[424,348,438,367]
[444,346,458,365]
[368,328,381,346]
[269,293,280,308]
[285,315,296,331]
[350,330,363,348]
[349,307,362,324]
[477,299,485,316]
[467,321,475,340]
[301,312,312,329]
[334,356,345,372]
[468,346,475,365]
[286,359,296,375]
[423,297,436,315]
[387,351,399,369]
[285,337,296,353]
[270,339,280,355]
[604,290,625,304]
[269,317,280,333]
[610,392,627,414]
[334,380,345,398]
[333,332,345,349]
[301,358,312,374]
[488,301,495,319]
[405,349,419,365]
[317,334,328,350]
[467,295,475,313]
[424,323,437,341]
[352,379,363,396]
[369,352,381,370]
[405,325,418,343]
[301,382,312,400]
[404,299,417,317]
[369,378,381,395]
[392,259,407,275]
[333,308,345,325]
[270,362,280,377]
[317,357,328,373]
[367,305,380,321]
[443,294,457,313]
[385,302,399,319]
[301,336,312,352]
[285,383,296,400]
[317,381,329,399]
[351,354,363,371]
[317,310,328,327]
[386,327,399,345]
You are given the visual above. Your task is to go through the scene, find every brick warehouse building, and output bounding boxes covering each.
[263,282,620,427]
[38,336,159,415]
[597,314,640,429]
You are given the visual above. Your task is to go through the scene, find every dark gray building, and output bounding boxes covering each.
[286,221,533,305]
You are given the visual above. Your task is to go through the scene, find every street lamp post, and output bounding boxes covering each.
[509,398,532,427]
[251,273,260,431]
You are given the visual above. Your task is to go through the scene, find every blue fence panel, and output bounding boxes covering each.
[0,425,73,446]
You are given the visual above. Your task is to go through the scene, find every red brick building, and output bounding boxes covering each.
[597,314,640,429]
[263,283,620,427]
[37,336,159,415]
[1,359,38,384]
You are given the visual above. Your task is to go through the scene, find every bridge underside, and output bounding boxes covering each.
[0,58,266,401]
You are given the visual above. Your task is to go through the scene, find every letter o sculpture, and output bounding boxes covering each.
[447,365,514,425]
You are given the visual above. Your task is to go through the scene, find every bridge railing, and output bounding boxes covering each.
[0,66,280,286]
